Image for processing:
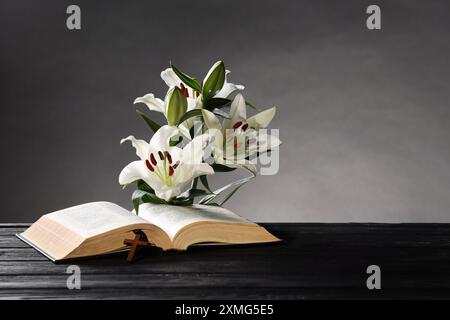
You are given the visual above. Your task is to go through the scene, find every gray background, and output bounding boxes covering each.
[1,0,450,222]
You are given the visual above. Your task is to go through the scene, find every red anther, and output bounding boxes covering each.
[195,91,200,98]
[158,151,164,160]
[180,83,189,97]
[150,153,157,166]
[169,166,174,176]
[232,121,243,129]
[165,151,173,164]
[145,160,154,172]
[241,123,249,131]
[173,161,180,169]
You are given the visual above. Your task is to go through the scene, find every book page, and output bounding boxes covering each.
[138,203,255,240]
[46,201,148,238]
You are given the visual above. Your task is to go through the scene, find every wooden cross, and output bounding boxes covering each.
[123,231,149,262]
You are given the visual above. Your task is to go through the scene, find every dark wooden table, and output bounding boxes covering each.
[1,223,450,299]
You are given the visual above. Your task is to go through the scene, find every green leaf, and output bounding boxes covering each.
[202,61,225,100]
[217,183,243,206]
[199,175,213,193]
[132,190,146,214]
[205,97,260,111]
[177,109,203,125]
[204,97,231,110]
[180,188,212,199]
[172,188,213,206]
[169,197,194,206]
[189,188,213,198]
[136,110,162,133]
[132,189,166,214]
[171,63,202,92]
[211,163,236,172]
[142,193,166,204]
[212,108,230,119]
[169,136,183,147]
[165,86,187,126]
[199,169,255,205]
[192,177,199,189]
[245,100,260,111]
[136,180,153,193]
[204,202,222,207]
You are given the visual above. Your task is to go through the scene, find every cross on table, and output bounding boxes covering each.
[123,231,149,262]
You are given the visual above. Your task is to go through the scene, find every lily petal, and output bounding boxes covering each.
[174,163,214,186]
[247,106,277,129]
[214,82,245,99]
[162,68,197,99]
[178,124,192,141]
[205,128,225,154]
[224,93,247,128]
[155,185,185,202]
[187,97,198,111]
[191,163,215,178]
[214,70,245,98]
[201,109,222,131]
[120,136,151,161]
[149,125,181,151]
[118,160,162,189]
[160,68,181,88]
[134,94,165,113]
[182,133,209,164]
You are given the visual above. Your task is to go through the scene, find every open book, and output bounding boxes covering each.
[18,202,280,262]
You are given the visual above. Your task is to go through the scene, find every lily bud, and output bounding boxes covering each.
[165,86,187,125]
[202,61,225,100]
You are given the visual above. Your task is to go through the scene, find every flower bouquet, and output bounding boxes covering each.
[17,61,283,263]
[119,61,281,213]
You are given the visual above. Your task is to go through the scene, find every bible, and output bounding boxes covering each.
[17,201,280,262]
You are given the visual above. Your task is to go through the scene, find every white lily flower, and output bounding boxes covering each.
[161,64,244,101]
[119,125,214,201]
[134,90,191,140]
[134,69,202,124]
[160,69,202,109]
[135,63,244,132]
[134,88,197,135]
[134,90,199,115]
[212,69,245,99]
[202,94,281,173]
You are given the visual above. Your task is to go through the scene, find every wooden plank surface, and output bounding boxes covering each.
[1,223,450,299]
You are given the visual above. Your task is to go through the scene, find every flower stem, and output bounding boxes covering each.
[192,177,198,189]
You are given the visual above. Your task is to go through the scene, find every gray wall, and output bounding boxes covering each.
[1,0,450,222]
